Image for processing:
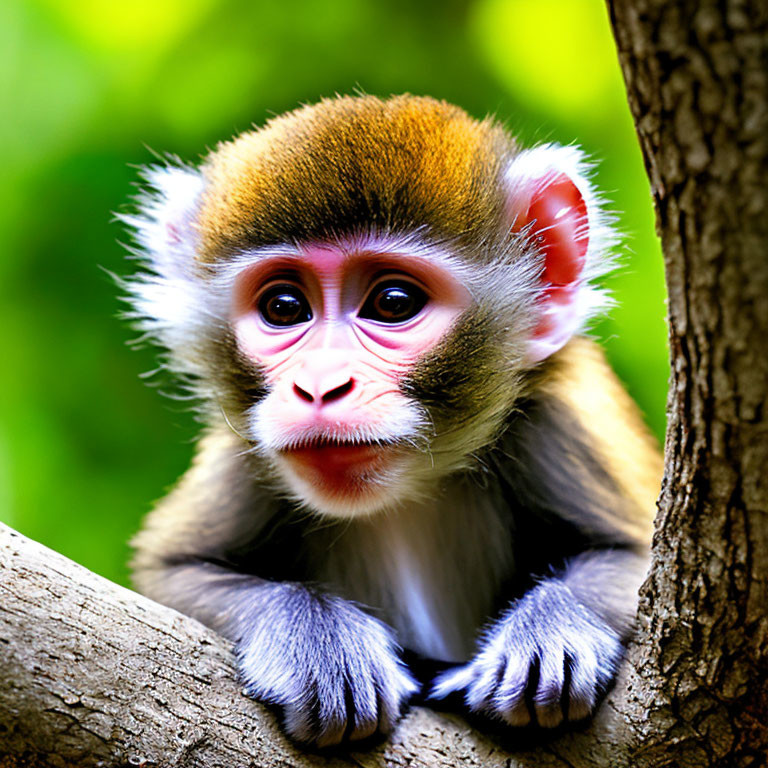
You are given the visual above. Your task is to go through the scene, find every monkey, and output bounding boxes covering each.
[123,95,662,748]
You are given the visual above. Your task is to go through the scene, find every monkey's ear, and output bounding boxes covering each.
[506,145,614,363]
[124,165,205,276]
[120,165,208,374]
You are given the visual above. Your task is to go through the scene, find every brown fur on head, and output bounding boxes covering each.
[197,95,515,261]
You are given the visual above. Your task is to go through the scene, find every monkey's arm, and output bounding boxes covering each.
[131,427,417,747]
[431,340,661,728]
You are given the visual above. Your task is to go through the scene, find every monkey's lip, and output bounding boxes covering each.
[280,439,393,472]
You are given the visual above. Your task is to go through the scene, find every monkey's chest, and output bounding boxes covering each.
[310,493,514,663]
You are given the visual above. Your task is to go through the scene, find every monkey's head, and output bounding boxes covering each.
[123,95,615,518]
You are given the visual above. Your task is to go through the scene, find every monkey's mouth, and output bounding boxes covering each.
[279,438,397,481]
[282,438,390,462]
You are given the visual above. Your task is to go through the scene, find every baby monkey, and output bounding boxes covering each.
[125,95,661,747]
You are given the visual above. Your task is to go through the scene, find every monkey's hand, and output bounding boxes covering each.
[236,585,419,747]
[428,580,623,728]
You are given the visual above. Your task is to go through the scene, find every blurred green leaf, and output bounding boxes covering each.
[38,0,217,55]
[471,0,624,122]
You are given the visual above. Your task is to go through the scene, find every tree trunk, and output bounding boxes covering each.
[1,1,766,766]
[606,0,768,764]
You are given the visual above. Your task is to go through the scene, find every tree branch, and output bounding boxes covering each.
[0,522,577,768]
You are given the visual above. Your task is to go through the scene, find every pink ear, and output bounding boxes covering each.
[507,151,592,363]
[512,173,588,286]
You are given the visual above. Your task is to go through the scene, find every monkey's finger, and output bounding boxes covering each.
[281,674,350,748]
[532,648,567,728]
[464,656,508,712]
[313,670,379,747]
[314,711,351,749]
[427,664,476,699]
[563,647,598,722]
[283,698,325,746]
[494,653,533,727]
[339,678,380,743]
[374,663,419,731]
[373,688,404,736]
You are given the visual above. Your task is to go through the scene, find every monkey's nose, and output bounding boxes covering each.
[292,357,355,406]
[293,378,355,404]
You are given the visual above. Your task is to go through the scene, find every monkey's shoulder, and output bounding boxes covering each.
[498,337,661,545]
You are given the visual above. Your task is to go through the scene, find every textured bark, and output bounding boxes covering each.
[0,523,542,768]
[1,1,767,765]
[606,0,768,765]
[0,521,648,768]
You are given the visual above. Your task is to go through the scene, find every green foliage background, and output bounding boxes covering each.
[0,0,668,586]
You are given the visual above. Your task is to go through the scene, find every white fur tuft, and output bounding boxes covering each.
[118,165,218,380]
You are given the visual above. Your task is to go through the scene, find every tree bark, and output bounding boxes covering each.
[606,0,768,765]
[1,1,767,766]
[0,522,526,768]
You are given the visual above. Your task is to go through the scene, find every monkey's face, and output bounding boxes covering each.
[125,97,617,519]
[230,238,471,517]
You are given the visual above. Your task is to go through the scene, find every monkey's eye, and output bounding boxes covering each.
[359,280,428,324]
[258,285,312,327]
